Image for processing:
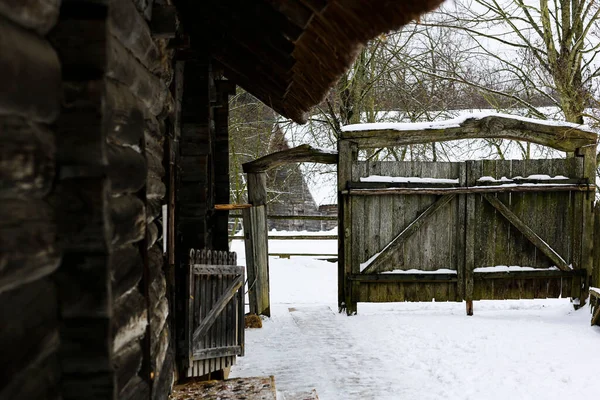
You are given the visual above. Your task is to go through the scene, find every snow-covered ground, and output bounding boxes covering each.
[229,236,600,400]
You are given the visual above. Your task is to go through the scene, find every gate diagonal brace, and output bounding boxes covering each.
[482,194,570,271]
[192,274,244,348]
[362,194,456,274]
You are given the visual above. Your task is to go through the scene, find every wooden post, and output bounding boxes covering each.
[244,172,270,316]
[242,205,270,316]
[594,203,600,292]
[577,145,596,308]
[338,140,357,315]
[464,161,476,316]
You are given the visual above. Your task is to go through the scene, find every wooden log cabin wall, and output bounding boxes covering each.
[0,0,178,399]
[0,0,450,398]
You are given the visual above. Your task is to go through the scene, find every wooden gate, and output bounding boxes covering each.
[338,116,597,315]
[182,249,245,377]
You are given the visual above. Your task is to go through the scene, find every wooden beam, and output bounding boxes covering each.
[592,304,600,326]
[193,346,242,360]
[474,269,584,280]
[341,115,598,152]
[243,144,338,173]
[482,194,570,271]
[214,204,251,211]
[192,265,244,275]
[362,194,455,274]
[346,184,594,196]
[348,273,458,283]
[192,275,244,346]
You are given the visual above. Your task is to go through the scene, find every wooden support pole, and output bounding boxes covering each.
[464,161,476,316]
[242,206,270,317]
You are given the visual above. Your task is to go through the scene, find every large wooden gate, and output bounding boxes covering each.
[338,116,597,315]
[182,249,245,377]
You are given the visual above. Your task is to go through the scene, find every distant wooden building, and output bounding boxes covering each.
[0,1,443,399]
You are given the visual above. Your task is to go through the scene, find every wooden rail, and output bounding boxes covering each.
[229,235,338,240]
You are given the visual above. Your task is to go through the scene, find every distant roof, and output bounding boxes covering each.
[194,0,444,123]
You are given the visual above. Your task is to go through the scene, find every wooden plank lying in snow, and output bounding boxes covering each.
[170,376,277,400]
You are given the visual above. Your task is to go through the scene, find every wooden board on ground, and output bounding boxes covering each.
[170,376,276,400]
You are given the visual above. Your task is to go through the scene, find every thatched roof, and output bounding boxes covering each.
[178,0,444,123]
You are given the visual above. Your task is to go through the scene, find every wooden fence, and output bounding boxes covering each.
[183,249,244,378]
[229,213,338,258]
[338,116,597,315]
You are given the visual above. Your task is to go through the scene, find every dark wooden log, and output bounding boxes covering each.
[0,0,60,34]
[131,0,152,20]
[0,279,59,394]
[147,198,162,223]
[113,288,148,353]
[110,194,146,247]
[243,144,338,173]
[145,127,165,160]
[149,270,167,309]
[151,344,174,400]
[151,324,169,378]
[150,5,177,39]
[55,253,112,318]
[148,244,164,283]
[0,200,60,294]
[113,340,143,393]
[1,353,60,400]
[108,0,162,73]
[0,117,55,199]
[147,221,160,250]
[119,376,150,400]
[108,144,147,195]
[341,115,598,152]
[51,178,110,252]
[151,299,169,353]
[111,244,143,300]
[147,175,166,200]
[147,149,166,179]
[0,16,60,122]
[105,79,145,147]
[107,35,169,116]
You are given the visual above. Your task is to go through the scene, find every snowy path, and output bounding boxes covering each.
[229,243,600,400]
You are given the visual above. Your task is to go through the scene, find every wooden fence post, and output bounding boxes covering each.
[244,173,270,316]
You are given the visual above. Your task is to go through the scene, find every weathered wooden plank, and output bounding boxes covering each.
[0,15,61,122]
[346,184,594,195]
[192,265,245,275]
[348,273,458,282]
[338,141,355,313]
[464,161,478,315]
[0,0,60,34]
[473,270,584,280]
[193,346,242,360]
[0,117,55,199]
[483,194,570,271]
[243,205,270,316]
[0,199,60,294]
[110,194,146,246]
[341,115,597,152]
[192,275,244,345]
[362,194,456,274]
